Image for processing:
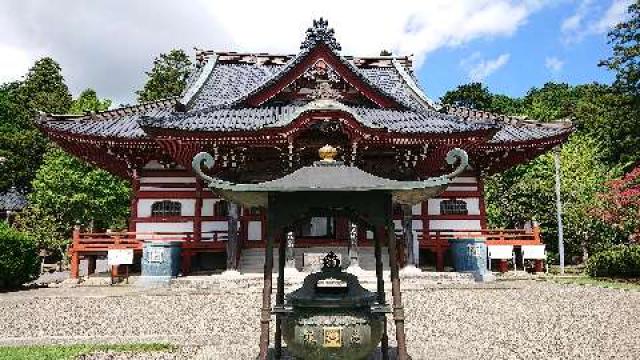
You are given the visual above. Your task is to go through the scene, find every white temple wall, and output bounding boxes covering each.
[427,198,480,215]
[202,199,224,217]
[137,199,196,217]
[136,221,194,233]
[429,219,482,230]
[129,170,488,242]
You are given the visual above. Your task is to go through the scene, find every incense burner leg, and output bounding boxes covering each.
[275,233,286,359]
[387,223,409,360]
[374,227,389,360]
[258,233,274,360]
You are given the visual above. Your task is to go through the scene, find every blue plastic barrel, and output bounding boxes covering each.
[448,238,487,273]
[141,240,182,278]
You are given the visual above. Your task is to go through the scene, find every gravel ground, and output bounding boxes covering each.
[0,280,638,359]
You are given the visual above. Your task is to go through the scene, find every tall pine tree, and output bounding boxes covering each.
[0,57,72,191]
[136,49,192,103]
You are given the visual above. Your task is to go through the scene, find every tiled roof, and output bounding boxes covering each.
[40,100,572,144]
[182,49,431,112]
[444,106,574,144]
[40,99,175,139]
[187,62,282,111]
[139,103,496,134]
[0,188,27,211]
[38,46,571,145]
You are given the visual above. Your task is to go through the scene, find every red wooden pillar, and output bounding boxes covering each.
[194,180,203,243]
[478,177,488,229]
[128,169,140,232]
[87,256,96,276]
[436,250,445,272]
[111,265,120,277]
[532,222,541,243]
[70,254,80,279]
[336,216,349,241]
[534,260,544,273]
[70,226,81,279]
[182,179,203,275]
[497,259,509,273]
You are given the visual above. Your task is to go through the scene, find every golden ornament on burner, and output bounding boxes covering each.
[318,144,338,162]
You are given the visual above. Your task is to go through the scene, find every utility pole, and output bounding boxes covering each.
[554,147,565,275]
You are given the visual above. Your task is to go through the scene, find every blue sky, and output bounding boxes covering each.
[0,0,631,106]
[421,1,624,100]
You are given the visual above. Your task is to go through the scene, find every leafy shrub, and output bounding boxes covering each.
[585,245,640,278]
[0,222,40,289]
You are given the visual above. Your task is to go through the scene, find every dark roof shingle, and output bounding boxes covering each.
[0,188,27,211]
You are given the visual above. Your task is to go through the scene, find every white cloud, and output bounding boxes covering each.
[463,53,511,82]
[592,0,632,33]
[0,0,550,104]
[0,44,37,84]
[562,0,632,43]
[545,56,565,74]
[208,0,547,68]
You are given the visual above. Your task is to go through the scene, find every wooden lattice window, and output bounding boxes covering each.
[214,200,229,217]
[440,199,468,215]
[151,200,182,217]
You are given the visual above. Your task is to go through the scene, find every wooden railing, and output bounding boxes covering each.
[71,229,230,253]
[420,228,542,246]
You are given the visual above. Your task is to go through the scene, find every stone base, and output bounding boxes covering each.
[220,269,243,278]
[136,275,173,287]
[283,266,301,277]
[472,271,496,283]
[399,265,422,277]
[346,264,366,275]
[59,278,81,287]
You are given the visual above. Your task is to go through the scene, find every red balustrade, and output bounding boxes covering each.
[69,228,230,278]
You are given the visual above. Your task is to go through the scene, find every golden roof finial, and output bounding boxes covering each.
[318,144,337,162]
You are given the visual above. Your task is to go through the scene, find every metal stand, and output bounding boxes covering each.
[258,231,274,360]
[274,232,286,359]
[226,202,240,271]
[374,226,390,360]
[387,222,409,360]
[285,231,296,269]
[349,222,359,267]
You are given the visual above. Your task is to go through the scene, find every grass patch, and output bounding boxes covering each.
[548,276,640,291]
[0,343,176,360]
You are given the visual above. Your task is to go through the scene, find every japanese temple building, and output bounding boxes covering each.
[38,19,573,278]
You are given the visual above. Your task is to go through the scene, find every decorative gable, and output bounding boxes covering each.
[241,19,404,109]
[264,58,380,107]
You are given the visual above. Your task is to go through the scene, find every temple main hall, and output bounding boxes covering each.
[38,19,573,278]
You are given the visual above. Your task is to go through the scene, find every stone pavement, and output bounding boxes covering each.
[1,276,638,359]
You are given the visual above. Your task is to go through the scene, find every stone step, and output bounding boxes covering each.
[239,247,390,273]
[170,270,477,291]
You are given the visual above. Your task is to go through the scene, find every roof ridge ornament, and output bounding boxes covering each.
[300,18,342,52]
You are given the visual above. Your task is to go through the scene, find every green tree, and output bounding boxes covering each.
[0,222,40,289]
[572,83,640,166]
[522,82,577,121]
[70,88,112,114]
[599,0,640,96]
[490,94,523,115]
[441,82,494,110]
[441,82,523,114]
[16,57,72,115]
[0,58,73,191]
[0,82,29,132]
[486,135,622,260]
[14,147,131,256]
[136,49,192,103]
